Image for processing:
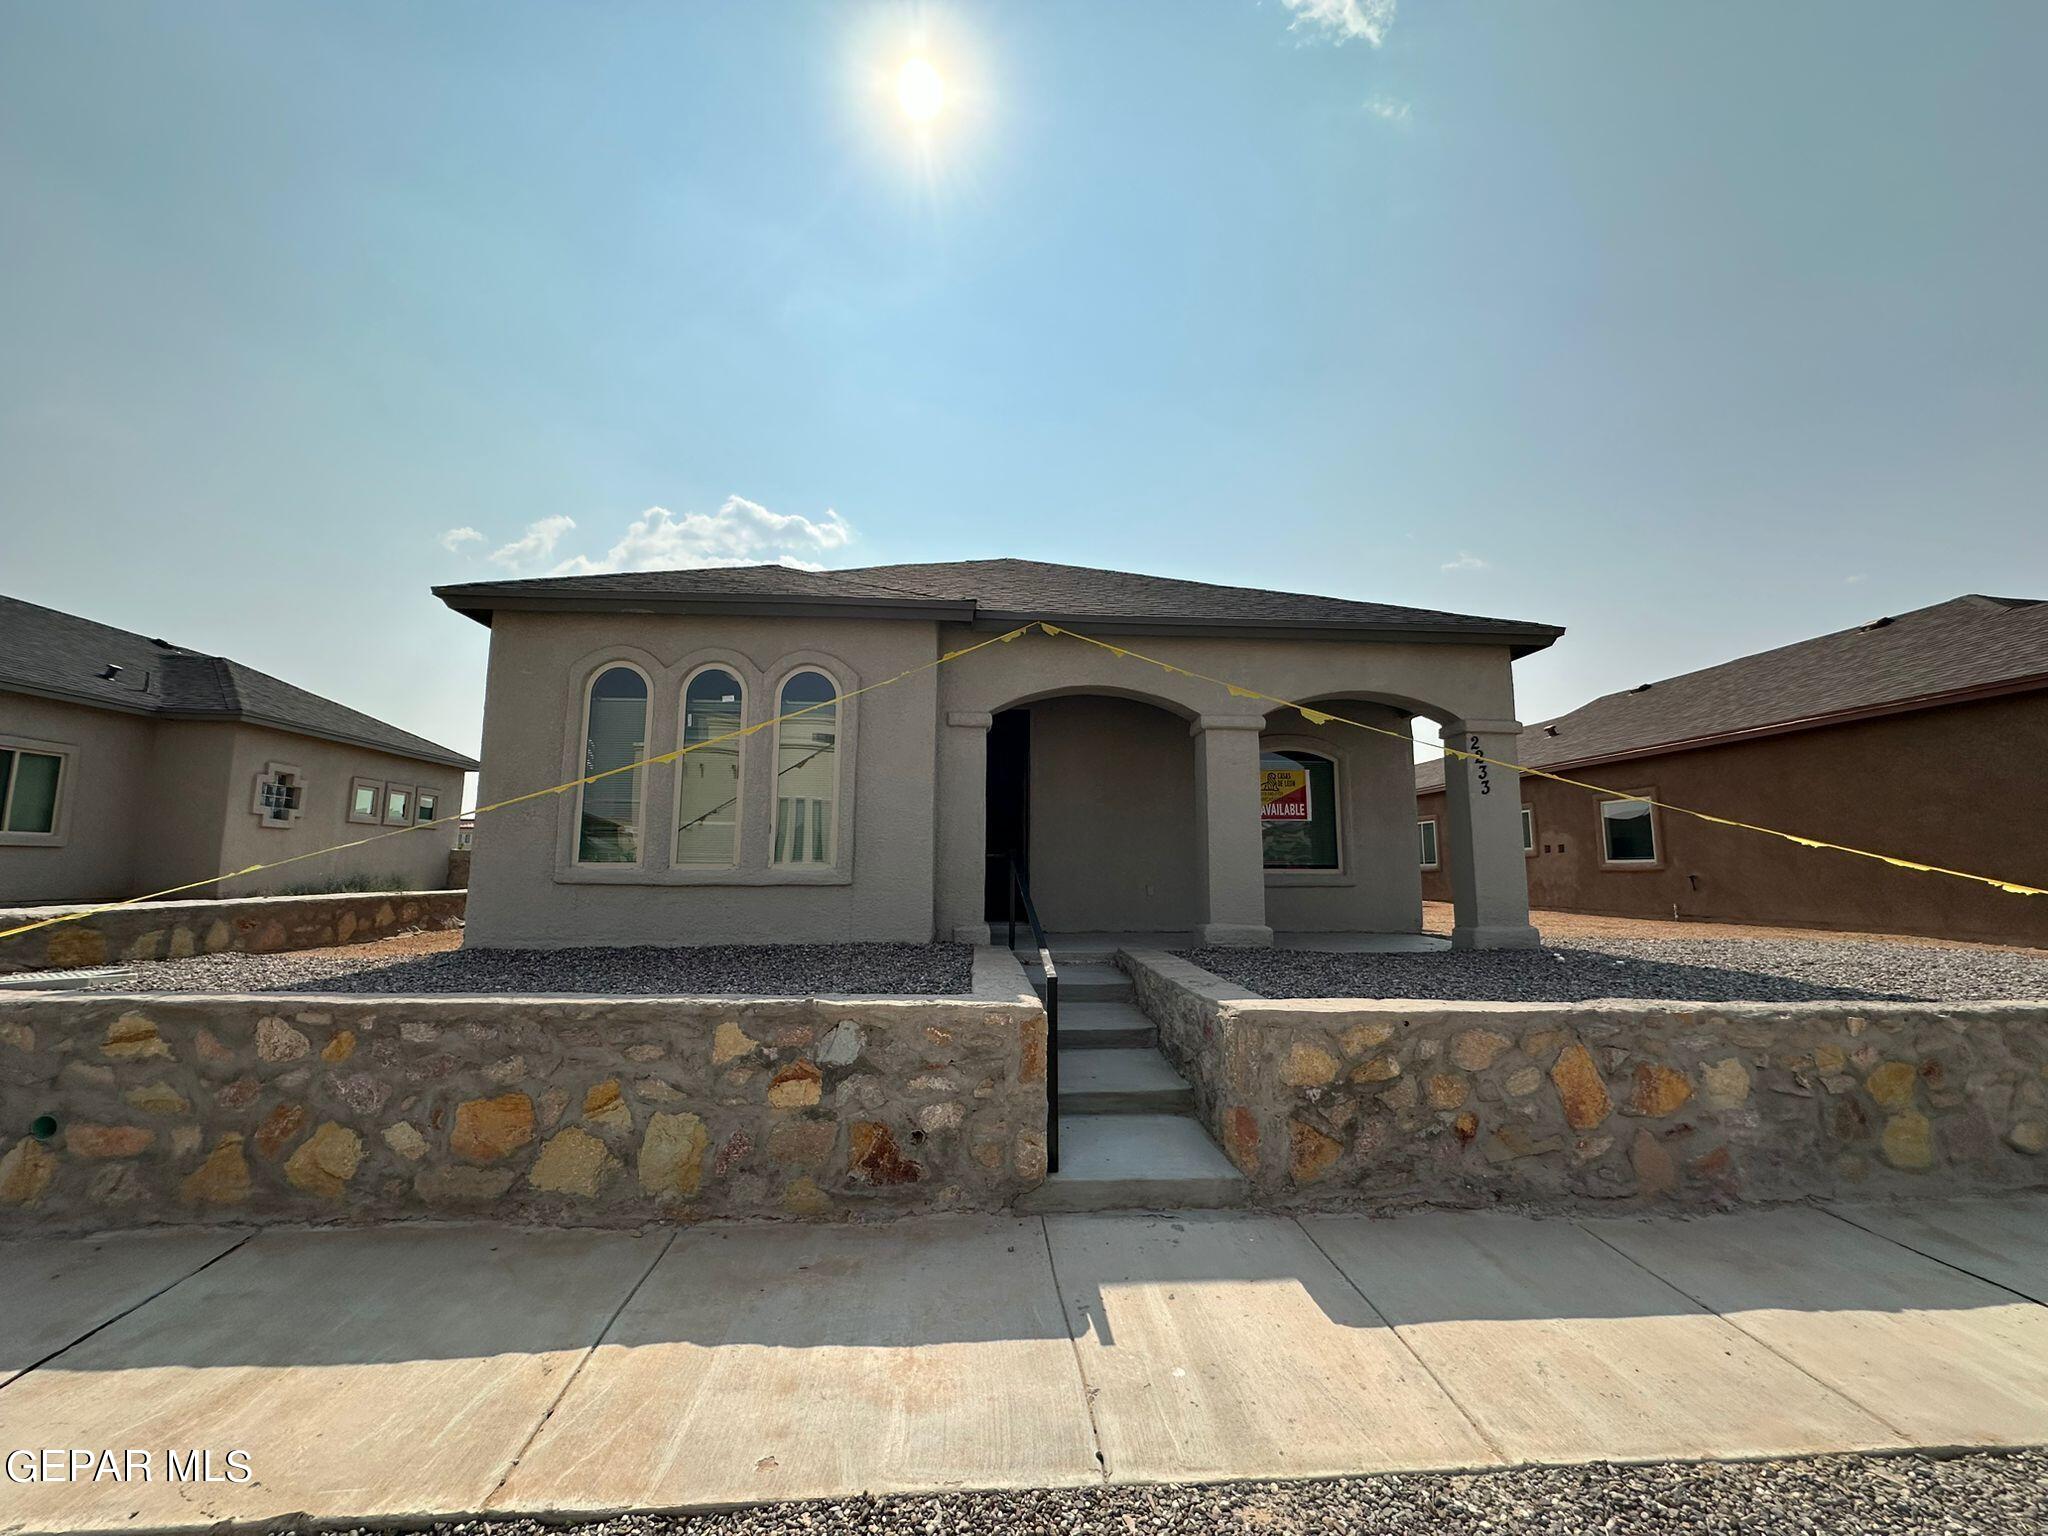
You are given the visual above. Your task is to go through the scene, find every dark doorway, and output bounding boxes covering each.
[984,707,1031,921]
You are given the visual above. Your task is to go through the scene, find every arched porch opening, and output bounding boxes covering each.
[983,691,1200,934]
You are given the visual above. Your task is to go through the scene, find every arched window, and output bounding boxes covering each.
[773,669,839,865]
[577,666,648,864]
[1261,749,1340,870]
[676,667,744,865]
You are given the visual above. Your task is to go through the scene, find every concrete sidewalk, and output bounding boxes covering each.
[2,1197,2045,1533]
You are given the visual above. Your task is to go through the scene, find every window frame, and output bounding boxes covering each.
[571,659,654,868]
[1258,743,1346,878]
[770,665,844,869]
[1521,805,1536,856]
[347,777,384,826]
[672,662,747,869]
[251,760,306,829]
[382,783,416,828]
[0,735,72,846]
[1598,789,1663,869]
[1417,817,1440,871]
[415,788,442,825]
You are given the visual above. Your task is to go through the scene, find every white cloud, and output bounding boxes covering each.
[544,497,855,577]
[1441,551,1489,573]
[487,515,578,571]
[1280,0,1396,46]
[438,526,485,553]
[1366,95,1411,125]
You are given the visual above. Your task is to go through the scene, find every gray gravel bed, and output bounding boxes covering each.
[1181,936,2048,1003]
[52,943,976,997]
[309,1450,2048,1535]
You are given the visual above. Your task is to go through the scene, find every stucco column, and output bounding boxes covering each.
[1192,714,1273,946]
[1440,718,1540,950]
[935,710,993,944]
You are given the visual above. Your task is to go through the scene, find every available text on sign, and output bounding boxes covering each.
[1259,767,1311,822]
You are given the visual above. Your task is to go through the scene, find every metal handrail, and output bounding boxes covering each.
[993,854,1058,1174]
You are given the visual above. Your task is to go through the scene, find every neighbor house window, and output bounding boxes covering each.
[676,667,744,866]
[348,777,383,825]
[1521,806,1535,854]
[383,784,415,826]
[0,745,64,837]
[1600,795,1658,864]
[578,665,649,863]
[416,789,441,824]
[773,669,838,865]
[1261,750,1339,870]
[1417,818,1440,870]
[252,762,305,828]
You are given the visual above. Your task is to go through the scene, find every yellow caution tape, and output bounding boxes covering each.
[1041,623,2048,900]
[7,614,2039,950]
[0,626,1034,943]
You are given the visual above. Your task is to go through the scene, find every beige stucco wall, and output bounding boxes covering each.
[1,691,465,905]
[0,694,155,904]
[1027,696,1199,931]
[206,723,463,898]
[461,611,941,948]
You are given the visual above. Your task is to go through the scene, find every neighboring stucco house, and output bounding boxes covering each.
[436,559,1563,950]
[1417,595,2048,948]
[1,595,477,905]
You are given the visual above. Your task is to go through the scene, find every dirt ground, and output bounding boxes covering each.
[1423,900,2042,954]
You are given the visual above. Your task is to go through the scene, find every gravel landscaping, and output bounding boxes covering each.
[45,942,976,997]
[314,1450,2048,1535]
[1182,936,2048,1003]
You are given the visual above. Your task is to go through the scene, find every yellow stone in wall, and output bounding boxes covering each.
[1866,1062,1919,1112]
[1283,1043,1340,1088]
[1550,1043,1612,1131]
[285,1123,363,1199]
[181,1135,251,1205]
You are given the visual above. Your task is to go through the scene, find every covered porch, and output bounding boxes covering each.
[934,627,1541,951]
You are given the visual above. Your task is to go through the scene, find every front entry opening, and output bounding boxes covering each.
[983,707,1031,922]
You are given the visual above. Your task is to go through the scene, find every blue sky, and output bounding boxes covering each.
[4,1,2044,778]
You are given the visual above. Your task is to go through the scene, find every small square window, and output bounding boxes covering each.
[383,784,415,827]
[0,745,66,838]
[1601,796,1659,864]
[348,778,383,825]
[416,789,441,824]
[1417,818,1439,870]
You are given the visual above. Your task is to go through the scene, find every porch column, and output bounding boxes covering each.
[1440,717,1540,950]
[1192,713,1273,946]
[935,710,993,944]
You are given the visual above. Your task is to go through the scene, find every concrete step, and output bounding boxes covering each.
[1056,1001,1156,1051]
[1028,961,1132,1003]
[1061,1048,1194,1115]
[1020,1115,1248,1213]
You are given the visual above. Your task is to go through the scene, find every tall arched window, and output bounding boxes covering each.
[676,667,744,865]
[1260,749,1340,870]
[577,666,648,864]
[773,669,839,865]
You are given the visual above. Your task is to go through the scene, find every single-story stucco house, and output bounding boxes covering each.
[1,594,478,905]
[1417,593,2048,947]
[436,560,1562,951]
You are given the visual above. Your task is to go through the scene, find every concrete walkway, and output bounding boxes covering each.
[2,1197,2045,1533]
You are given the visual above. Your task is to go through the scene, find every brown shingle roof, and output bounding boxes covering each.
[0,594,478,770]
[435,558,1563,655]
[1415,595,2048,792]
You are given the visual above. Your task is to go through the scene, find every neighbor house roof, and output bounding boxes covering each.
[434,558,1564,655]
[1415,595,2048,792]
[0,594,479,771]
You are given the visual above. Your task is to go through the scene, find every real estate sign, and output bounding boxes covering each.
[1259,765,1311,822]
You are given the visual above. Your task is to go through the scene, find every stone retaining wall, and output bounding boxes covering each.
[1123,950,2048,1209]
[0,890,468,974]
[0,950,1047,1231]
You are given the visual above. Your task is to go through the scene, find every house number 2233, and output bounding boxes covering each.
[1470,735,1491,795]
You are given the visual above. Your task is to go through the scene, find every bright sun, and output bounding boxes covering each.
[897,57,945,123]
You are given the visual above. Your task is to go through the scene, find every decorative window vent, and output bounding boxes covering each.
[253,762,305,827]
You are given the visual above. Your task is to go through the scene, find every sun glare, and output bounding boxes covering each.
[897,57,945,123]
